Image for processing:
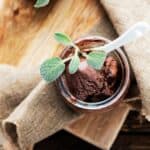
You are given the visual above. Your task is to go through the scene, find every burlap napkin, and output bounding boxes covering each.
[0,66,40,122]
[2,81,77,150]
[100,0,150,120]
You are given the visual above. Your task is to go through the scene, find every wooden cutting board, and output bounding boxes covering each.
[0,0,131,149]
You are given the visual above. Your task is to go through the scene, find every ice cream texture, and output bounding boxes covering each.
[66,56,120,102]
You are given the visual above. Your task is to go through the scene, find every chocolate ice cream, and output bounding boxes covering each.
[65,56,120,102]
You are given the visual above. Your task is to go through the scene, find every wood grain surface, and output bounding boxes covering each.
[65,103,130,150]
[0,0,102,67]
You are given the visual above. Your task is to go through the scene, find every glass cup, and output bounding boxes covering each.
[56,36,130,112]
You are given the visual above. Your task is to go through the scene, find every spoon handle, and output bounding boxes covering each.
[93,22,150,53]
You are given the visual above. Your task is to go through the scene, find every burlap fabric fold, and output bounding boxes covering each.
[100,0,150,120]
[0,66,40,122]
[2,81,76,150]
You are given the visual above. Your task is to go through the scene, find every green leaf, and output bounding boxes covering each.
[40,57,65,82]
[69,55,80,74]
[54,32,73,46]
[87,51,107,70]
[34,0,50,8]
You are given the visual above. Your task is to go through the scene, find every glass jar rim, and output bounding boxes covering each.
[56,36,130,111]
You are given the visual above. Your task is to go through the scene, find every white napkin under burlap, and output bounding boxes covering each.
[100,0,150,120]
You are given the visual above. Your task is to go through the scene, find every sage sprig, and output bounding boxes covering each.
[69,54,80,74]
[54,32,73,46]
[87,51,106,70]
[55,32,80,74]
[34,0,50,8]
[40,57,65,82]
[40,33,107,83]
[40,22,150,83]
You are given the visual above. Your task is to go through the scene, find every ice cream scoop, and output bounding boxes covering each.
[65,56,119,102]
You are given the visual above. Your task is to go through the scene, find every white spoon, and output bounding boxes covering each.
[92,22,150,53]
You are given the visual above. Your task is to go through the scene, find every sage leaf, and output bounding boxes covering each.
[40,57,65,82]
[69,55,80,74]
[54,32,73,46]
[34,0,50,8]
[87,51,106,70]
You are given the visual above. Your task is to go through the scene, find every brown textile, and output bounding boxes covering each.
[0,65,40,121]
[2,81,76,150]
